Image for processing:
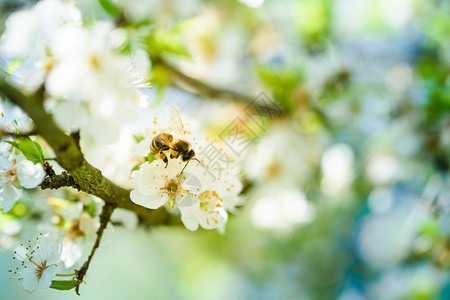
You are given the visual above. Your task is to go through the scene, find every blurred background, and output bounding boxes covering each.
[1,0,450,299]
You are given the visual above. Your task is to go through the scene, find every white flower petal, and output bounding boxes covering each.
[37,264,57,290]
[16,160,45,189]
[180,206,200,231]
[133,162,165,196]
[14,245,28,261]
[166,159,185,178]
[20,268,39,292]
[47,238,62,265]
[133,137,152,157]
[60,202,83,222]
[34,234,52,265]
[79,212,99,237]
[111,208,138,229]
[61,239,82,268]
[0,184,22,213]
[200,209,226,230]
[130,189,167,209]
[84,118,119,145]
[53,101,88,132]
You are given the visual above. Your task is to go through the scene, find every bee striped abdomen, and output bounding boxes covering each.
[150,133,173,155]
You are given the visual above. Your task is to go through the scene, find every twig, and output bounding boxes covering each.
[151,56,282,114]
[41,171,81,191]
[75,203,116,295]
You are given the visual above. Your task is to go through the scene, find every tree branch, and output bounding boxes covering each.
[41,172,81,191]
[0,77,171,226]
[151,56,283,114]
[75,203,115,295]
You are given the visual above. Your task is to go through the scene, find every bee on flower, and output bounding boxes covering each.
[130,106,244,232]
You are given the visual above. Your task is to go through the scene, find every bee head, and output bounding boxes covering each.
[182,149,195,162]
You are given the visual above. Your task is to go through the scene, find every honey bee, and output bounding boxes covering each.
[150,107,196,167]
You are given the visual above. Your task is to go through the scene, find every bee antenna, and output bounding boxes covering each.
[193,158,201,164]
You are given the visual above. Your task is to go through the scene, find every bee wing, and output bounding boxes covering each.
[145,127,161,139]
[169,106,186,139]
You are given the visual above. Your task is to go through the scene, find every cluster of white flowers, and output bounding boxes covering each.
[0,141,45,213]
[0,0,150,144]
[9,233,62,293]
[130,112,243,232]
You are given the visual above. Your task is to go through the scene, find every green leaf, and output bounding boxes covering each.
[145,153,156,163]
[4,140,19,149]
[84,199,98,218]
[6,59,22,75]
[133,135,145,143]
[145,28,191,58]
[33,141,44,159]
[14,137,44,164]
[98,0,120,18]
[50,280,77,290]
[131,163,141,174]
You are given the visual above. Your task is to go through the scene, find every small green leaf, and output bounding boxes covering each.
[84,199,98,218]
[145,29,191,58]
[145,153,156,163]
[131,163,142,174]
[6,59,22,75]
[33,141,44,158]
[14,137,44,164]
[50,280,77,290]
[133,135,145,143]
[98,0,120,18]
[4,140,19,149]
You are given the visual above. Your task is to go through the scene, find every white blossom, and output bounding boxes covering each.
[0,0,81,58]
[16,160,46,189]
[179,190,228,232]
[58,204,99,268]
[130,160,209,210]
[9,233,62,293]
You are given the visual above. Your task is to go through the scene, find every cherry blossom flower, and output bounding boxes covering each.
[9,233,62,293]
[130,160,209,210]
[179,190,228,231]
[0,143,45,213]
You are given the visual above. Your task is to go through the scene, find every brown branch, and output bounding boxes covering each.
[151,56,335,128]
[0,77,171,226]
[151,56,283,114]
[41,172,81,191]
[75,203,115,295]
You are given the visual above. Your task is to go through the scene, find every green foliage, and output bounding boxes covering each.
[50,280,78,291]
[256,64,305,113]
[5,137,44,164]
[84,198,98,218]
[98,0,120,18]
[144,28,191,58]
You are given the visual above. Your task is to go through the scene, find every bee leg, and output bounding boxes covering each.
[160,152,169,168]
